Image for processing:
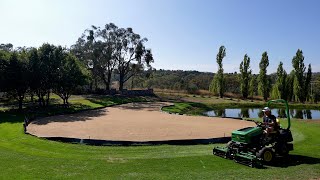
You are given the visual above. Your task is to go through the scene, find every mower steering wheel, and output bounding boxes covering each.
[255,121,263,127]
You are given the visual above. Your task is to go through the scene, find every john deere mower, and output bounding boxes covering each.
[212,99,293,167]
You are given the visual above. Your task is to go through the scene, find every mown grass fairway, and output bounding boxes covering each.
[0,96,320,179]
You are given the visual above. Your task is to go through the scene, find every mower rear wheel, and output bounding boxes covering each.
[257,147,274,163]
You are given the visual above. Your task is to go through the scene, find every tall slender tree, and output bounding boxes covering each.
[249,74,256,100]
[239,54,252,99]
[286,70,295,102]
[292,49,312,103]
[210,46,226,98]
[258,51,270,101]
[271,62,287,100]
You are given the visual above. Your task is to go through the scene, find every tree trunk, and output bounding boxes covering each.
[131,75,134,90]
[119,73,124,91]
[18,97,23,111]
[38,97,42,106]
[102,75,110,91]
[94,79,98,91]
[37,92,44,107]
[30,93,34,104]
[46,91,50,106]
[106,72,112,91]
[89,82,93,92]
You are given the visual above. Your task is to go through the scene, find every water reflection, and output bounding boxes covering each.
[277,109,287,118]
[257,111,264,118]
[239,109,249,118]
[213,109,226,117]
[306,110,312,119]
[205,108,319,120]
[295,110,303,119]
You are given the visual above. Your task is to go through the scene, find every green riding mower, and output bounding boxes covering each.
[212,99,293,167]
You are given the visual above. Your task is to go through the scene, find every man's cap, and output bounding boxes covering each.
[262,107,271,112]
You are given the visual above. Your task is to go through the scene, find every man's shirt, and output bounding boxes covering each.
[263,115,276,124]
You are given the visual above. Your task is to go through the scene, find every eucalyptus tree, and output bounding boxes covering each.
[112,25,154,90]
[95,23,119,90]
[71,27,100,91]
[0,43,13,52]
[71,23,153,91]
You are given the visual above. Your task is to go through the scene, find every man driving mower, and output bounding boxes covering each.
[262,107,279,138]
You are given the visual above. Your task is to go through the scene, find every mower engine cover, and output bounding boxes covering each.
[232,126,263,144]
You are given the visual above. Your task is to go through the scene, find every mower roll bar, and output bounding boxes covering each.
[267,99,290,130]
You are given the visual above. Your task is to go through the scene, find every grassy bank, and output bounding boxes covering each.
[0,114,319,179]
[0,95,320,179]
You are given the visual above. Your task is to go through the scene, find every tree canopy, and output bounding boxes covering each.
[72,23,154,91]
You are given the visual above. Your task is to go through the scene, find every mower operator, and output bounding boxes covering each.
[262,107,277,136]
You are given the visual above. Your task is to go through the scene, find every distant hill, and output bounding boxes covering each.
[128,69,320,94]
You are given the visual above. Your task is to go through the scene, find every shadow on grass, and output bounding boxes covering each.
[31,107,108,125]
[1,95,155,125]
[270,154,320,168]
[0,103,95,124]
[0,111,25,123]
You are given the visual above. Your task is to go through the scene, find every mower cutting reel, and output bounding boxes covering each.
[212,99,293,168]
[213,142,262,168]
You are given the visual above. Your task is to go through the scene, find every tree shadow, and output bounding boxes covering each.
[0,111,25,124]
[31,107,108,125]
[0,103,104,124]
[270,154,320,168]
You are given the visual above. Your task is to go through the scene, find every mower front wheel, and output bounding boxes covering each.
[257,147,274,163]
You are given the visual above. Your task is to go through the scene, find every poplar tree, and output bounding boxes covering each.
[249,74,256,100]
[210,46,226,98]
[239,54,252,99]
[271,62,287,100]
[292,49,312,103]
[258,51,270,101]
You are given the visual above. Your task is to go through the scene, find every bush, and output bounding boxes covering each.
[186,83,199,94]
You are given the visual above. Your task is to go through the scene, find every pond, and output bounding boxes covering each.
[204,108,320,120]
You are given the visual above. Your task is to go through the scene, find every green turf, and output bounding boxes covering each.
[0,96,320,179]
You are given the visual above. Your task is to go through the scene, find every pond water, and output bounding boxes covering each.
[204,108,320,120]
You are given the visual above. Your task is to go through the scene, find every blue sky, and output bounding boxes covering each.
[1,0,319,73]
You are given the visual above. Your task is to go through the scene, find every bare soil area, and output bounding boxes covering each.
[27,102,255,141]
